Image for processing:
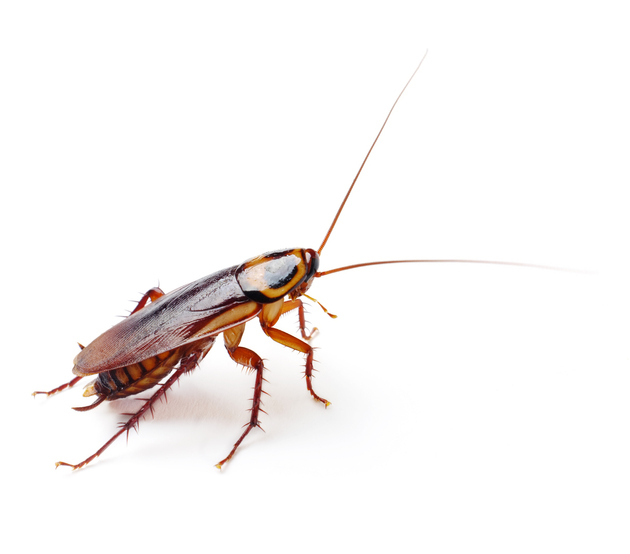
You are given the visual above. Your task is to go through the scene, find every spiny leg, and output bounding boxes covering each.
[281,298,318,341]
[262,300,329,407]
[32,375,84,397]
[33,288,164,399]
[55,349,204,471]
[217,324,267,469]
[129,287,164,315]
[263,325,330,407]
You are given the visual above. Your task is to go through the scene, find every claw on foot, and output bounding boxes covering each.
[315,397,331,408]
[56,460,91,470]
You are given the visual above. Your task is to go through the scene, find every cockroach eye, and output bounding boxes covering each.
[304,248,320,282]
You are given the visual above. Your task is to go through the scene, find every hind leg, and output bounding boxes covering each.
[129,287,164,315]
[55,345,210,471]
[32,375,84,397]
[32,288,165,399]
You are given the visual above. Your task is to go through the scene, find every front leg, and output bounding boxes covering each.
[261,301,330,407]
[281,298,318,341]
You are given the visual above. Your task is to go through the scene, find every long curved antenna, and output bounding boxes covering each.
[316,259,576,278]
[317,51,429,255]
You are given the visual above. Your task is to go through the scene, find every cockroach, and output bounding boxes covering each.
[33,53,552,470]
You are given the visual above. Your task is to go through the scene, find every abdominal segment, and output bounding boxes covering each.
[83,348,187,401]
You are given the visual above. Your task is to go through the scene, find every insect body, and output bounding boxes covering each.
[34,53,543,470]
[37,249,322,469]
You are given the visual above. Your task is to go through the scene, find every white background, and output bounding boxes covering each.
[2,1,629,552]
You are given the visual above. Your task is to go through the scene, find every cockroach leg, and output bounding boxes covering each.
[263,325,330,407]
[32,375,84,397]
[33,288,164,400]
[260,300,329,407]
[281,298,318,341]
[219,324,267,469]
[55,349,204,470]
[129,287,165,316]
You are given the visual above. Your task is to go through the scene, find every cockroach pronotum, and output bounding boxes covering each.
[33,53,555,470]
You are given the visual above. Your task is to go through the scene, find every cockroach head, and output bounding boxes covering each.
[289,248,319,300]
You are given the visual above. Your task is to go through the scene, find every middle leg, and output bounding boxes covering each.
[218,323,267,469]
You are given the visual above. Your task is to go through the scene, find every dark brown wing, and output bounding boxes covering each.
[73,265,261,376]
